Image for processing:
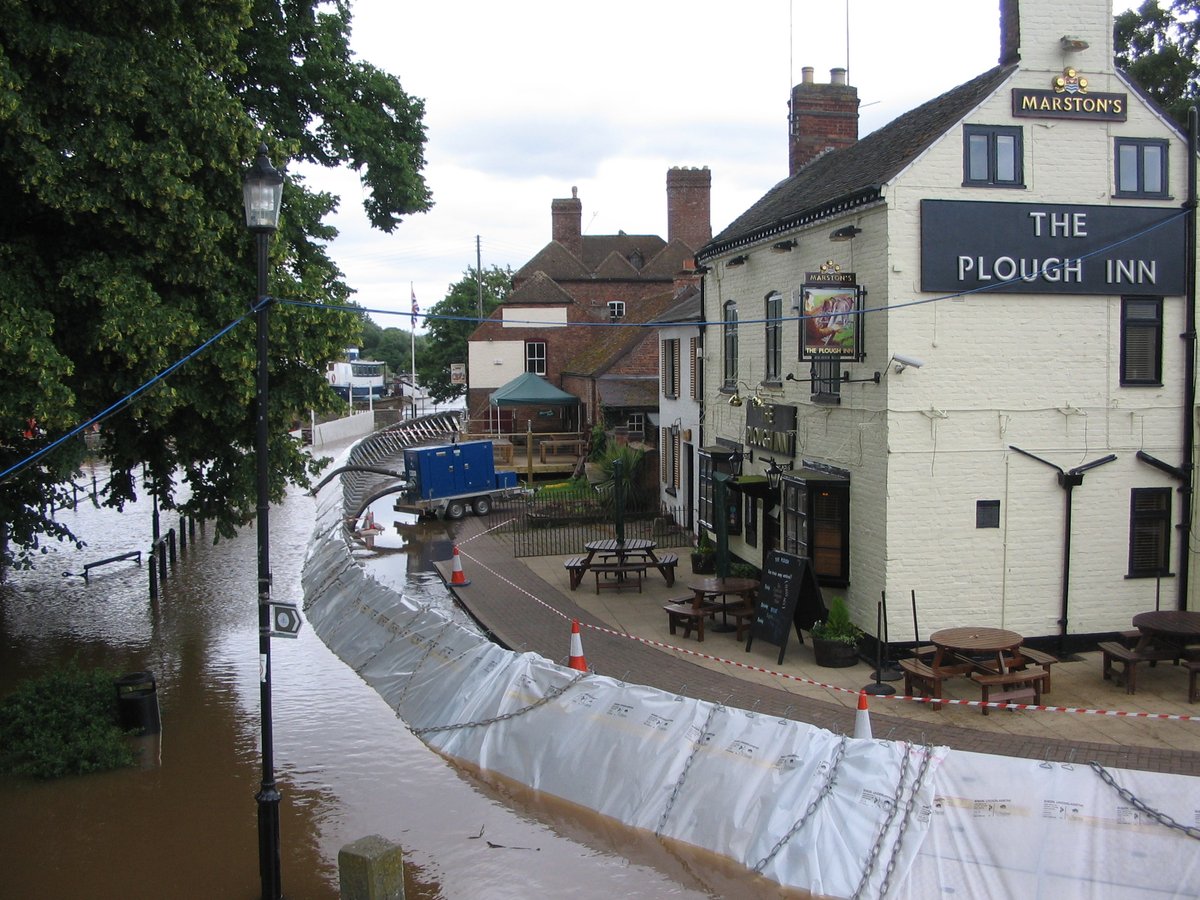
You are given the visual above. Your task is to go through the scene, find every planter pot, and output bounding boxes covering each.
[811,637,860,668]
[690,553,716,575]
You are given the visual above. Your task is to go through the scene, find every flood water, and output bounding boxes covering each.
[0,459,755,899]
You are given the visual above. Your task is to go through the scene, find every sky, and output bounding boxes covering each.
[300,0,1141,330]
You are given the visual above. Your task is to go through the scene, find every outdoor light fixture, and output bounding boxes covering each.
[669,418,681,437]
[764,457,793,489]
[1060,36,1089,52]
[726,254,749,267]
[727,381,765,407]
[244,142,285,900]
[772,239,798,252]
[829,225,862,242]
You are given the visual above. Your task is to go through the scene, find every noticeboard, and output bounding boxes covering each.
[745,550,824,665]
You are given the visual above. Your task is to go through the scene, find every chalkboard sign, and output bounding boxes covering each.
[745,550,824,664]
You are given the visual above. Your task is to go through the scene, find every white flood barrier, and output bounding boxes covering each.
[303,480,1200,898]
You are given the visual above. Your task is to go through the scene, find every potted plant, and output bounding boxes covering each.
[690,532,716,574]
[809,596,863,668]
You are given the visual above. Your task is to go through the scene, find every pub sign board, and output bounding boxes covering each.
[745,550,824,665]
[920,199,1186,296]
[799,262,862,360]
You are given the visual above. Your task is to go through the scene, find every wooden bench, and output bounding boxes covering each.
[663,598,716,642]
[563,556,587,590]
[593,563,645,594]
[898,658,946,710]
[1187,659,1200,703]
[724,602,757,641]
[1016,647,1059,693]
[969,669,1047,715]
[654,552,679,587]
[1098,641,1179,694]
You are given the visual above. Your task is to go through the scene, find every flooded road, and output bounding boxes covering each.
[0,461,738,899]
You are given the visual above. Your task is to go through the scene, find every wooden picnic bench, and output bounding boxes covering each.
[1187,658,1200,703]
[563,556,588,590]
[898,658,947,709]
[663,597,717,642]
[969,668,1048,715]
[1098,640,1179,694]
[654,552,679,587]
[1015,646,1058,693]
[598,549,679,586]
[539,439,587,463]
[592,563,646,594]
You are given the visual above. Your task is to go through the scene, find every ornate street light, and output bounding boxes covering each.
[244,142,284,900]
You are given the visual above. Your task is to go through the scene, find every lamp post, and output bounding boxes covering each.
[243,142,285,900]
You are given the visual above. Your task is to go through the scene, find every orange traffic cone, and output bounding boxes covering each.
[449,545,471,586]
[568,619,588,672]
[853,690,872,740]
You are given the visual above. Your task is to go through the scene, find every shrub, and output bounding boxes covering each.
[0,663,137,780]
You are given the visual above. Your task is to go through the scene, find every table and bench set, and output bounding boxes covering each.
[563,539,679,594]
[1096,610,1200,699]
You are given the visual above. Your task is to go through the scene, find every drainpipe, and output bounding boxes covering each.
[1009,447,1117,651]
[1179,107,1197,611]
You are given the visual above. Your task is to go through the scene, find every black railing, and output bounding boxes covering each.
[503,487,690,557]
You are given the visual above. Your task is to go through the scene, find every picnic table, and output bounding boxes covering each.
[563,539,679,591]
[900,627,1048,713]
[1099,610,1200,695]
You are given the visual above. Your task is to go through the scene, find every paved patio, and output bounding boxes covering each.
[434,517,1200,777]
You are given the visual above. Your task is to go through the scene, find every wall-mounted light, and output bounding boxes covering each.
[829,225,862,242]
[1060,36,1089,52]
[727,381,765,407]
[726,254,749,267]
[669,418,681,437]
[764,457,793,490]
[772,239,797,253]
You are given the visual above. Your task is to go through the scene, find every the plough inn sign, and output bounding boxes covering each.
[919,199,1185,296]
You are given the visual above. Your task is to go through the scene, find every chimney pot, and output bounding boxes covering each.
[802,66,814,84]
[830,67,846,86]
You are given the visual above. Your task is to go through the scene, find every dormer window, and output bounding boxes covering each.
[608,300,626,320]
[630,250,644,269]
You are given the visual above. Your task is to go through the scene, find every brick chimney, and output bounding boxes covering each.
[551,187,583,258]
[666,167,712,250]
[999,0,1020,64]
[788,67,860,176]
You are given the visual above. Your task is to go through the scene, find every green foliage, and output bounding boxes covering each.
[730,561,760,580]
[0,663,136,780]
[588,421,608,461]
[810,596,863,645]
[0,0,430,563]
[359,317,426,376]
[694,530,715,555]
[417,265,510,403]
[1115,0,1200,125]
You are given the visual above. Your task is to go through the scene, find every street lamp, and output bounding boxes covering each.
[243,142,284,900]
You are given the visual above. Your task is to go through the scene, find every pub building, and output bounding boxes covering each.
[688,0,1197,648]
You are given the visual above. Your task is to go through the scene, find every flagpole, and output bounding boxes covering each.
[410,283,418,419]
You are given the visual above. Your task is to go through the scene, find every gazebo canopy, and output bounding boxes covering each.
[489,372,579,407]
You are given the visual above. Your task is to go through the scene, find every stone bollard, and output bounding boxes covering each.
[338,834,405,900]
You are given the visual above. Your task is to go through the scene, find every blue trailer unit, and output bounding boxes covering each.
[396,440,525,519]
[403,441,494,500]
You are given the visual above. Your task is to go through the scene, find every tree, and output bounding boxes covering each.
[358,318,426,379]
[1115,0,1200,125]
[0,0,430,568]
[417,266,511,404]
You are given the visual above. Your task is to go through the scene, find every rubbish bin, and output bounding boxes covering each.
[114,671,161,735]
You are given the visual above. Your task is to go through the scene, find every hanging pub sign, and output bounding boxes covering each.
[799,261,862,360]
[450,363,466,385]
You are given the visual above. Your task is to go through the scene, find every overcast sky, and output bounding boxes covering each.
[300,0,1139,329]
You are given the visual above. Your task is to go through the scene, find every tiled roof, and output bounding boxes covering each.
[562,288,680,377]
[649,284,701,325]
[597,375,659,408]
[640,238,698,278]
[700,64,1016,259]
[514,242,590,280]
[514,234,670,282]
[506,270,577,305]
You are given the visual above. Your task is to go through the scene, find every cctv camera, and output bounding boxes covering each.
[892,353,925,372]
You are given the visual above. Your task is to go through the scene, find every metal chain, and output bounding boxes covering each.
[753,735,850,875]
[1089,761,1200,840]
[878,744,936,898]
[656,704,721,836]
[850,743,914,900]
[411,671,587,737]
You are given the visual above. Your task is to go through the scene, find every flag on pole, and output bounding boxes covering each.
[411,285,419,328]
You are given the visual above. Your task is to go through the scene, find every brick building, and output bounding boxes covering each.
[466,169,710,435]
[696,0,1197,644]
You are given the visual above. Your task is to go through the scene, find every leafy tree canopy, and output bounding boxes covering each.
[417,266,511,404]
[358,318,427,379]
[1115,0,1200,125]
[0,0,430,567]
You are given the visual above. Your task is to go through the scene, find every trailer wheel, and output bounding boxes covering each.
[472,496,492,516]
[444,500,466,520]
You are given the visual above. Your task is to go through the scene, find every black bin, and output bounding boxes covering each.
[114,671,161,735]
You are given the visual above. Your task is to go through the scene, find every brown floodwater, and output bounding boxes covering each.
[0,460,797,899]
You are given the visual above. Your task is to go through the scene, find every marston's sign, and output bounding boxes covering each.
[920,200,1185,296]
[1012,67,1127,121]
[800,261,861,360]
